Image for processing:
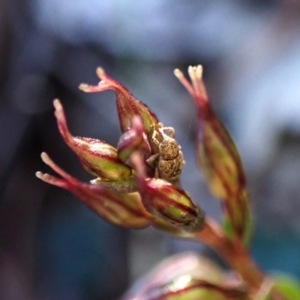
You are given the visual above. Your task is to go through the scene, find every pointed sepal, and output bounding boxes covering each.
[53,99,139,192]
[36,152,152,229]
[79,67,160,137]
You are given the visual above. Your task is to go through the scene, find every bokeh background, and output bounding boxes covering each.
[1,0,300,299]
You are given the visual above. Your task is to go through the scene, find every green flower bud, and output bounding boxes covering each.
[175,65,251,243]
[132,153,204,233]
[53,99,133,181]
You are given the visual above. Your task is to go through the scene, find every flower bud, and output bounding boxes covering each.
[53,99,133,182]
[36,152,152,229]
[117,116,151,167]
[175,66,251,242]
[79,67,159,139]
[122,252,248,300]
[131,153,204,233]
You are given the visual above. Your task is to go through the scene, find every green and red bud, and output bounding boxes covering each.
[79,67,159,139]
[121,252,248,300]
[36,153,152,229]
[196,112,246,200]
[131,153,204,233]
[53,99,133,182]
[175,66,251,243]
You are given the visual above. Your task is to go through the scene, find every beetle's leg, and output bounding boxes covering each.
[151,129,161,148]
[160,126,175,138]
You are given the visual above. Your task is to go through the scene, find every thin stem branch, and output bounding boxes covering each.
[189,217,286,300]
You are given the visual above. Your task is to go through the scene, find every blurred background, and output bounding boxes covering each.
[1,0,300,299]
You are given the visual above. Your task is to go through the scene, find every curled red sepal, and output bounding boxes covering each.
[175,66,251,243]
[131,153,204,233]
[36,152,153,229]
[79,67,160,137]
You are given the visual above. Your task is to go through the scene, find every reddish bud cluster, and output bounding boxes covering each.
[36,67,205,233]
[36,65,251,241]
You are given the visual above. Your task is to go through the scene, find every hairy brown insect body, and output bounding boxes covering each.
[147,124,185,182]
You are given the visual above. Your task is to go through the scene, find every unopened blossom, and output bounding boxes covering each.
[131,153,204,234]
[175,66,251,243]
[53,99,135,190]
[121,252,248,300]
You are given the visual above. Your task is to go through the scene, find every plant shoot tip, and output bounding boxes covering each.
[53,99,62,111]
[78,83,90,92]
[35,171,43,179]
[96,67,106,79]
[41,152,50,164]
[174,69,184,78]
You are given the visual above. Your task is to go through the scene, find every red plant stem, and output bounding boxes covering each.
[191,217,286,300]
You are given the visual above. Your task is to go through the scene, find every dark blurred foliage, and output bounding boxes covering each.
[0,0,300,299]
